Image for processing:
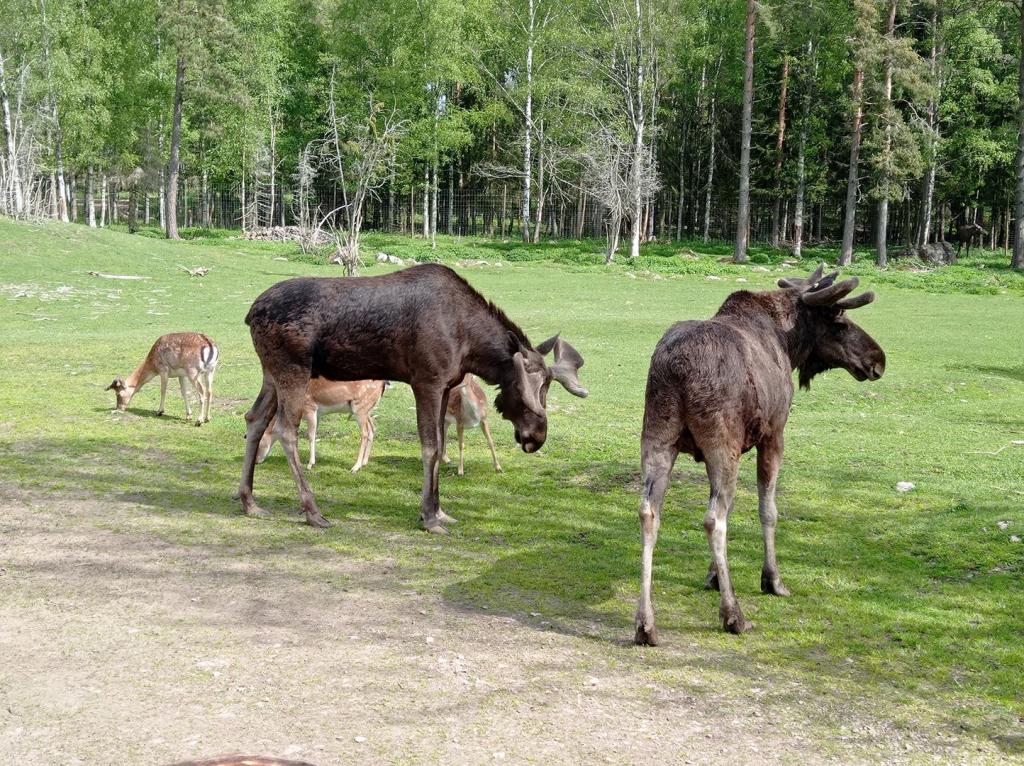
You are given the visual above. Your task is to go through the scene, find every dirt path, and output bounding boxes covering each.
[0,484,1009,766]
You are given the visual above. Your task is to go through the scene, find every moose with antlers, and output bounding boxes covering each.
[634,265,885,642]
[239,263,587,530]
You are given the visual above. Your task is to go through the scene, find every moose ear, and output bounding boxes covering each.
[506,331,525,355]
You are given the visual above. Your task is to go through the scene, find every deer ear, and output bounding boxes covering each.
[106,378,123,391]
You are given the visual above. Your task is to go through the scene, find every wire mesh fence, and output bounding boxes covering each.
[48,174,952,250]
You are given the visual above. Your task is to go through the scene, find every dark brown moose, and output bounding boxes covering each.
[955,221,987,259]
[238,263,587,531]
[634,265,885,642]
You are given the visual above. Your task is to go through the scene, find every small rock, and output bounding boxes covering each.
[706,275,723,281]
[1011,535,1021,543]
[426,636,435,643]
[997,520,1010,530]
[355,736,367,744]
[896,481,915,493]
[736,278,747,283]
[752,266,770,272]
[493,752,506,760]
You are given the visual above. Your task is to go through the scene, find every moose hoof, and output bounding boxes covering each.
[704,570,720,591]
[305,511,332,528]
[761,569,791,596]
[436,509,459,525]
[195,420,203,427]
[495,465,503,474]
[424,523,449,535]
[245,504,270,519]
[721,605,754,635]
[634,617,659,646]
[156,410,165,417]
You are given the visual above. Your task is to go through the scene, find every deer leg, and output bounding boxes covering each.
[758,438,790,596]
[306,408,319,470]
[358,414,376,469]
[456,421,465,476]
[704,448,751,634]
[188,372,205,426]
[273,380,329,528]
[350,411,368,473]
[481,419,502,473]
[202,369,215,423]
[441,421,452,464]
[239,377,276,519]
[634,440,678,646]
[157,372,169,416]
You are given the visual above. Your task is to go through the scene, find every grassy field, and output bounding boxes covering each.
[1,218,1022,762]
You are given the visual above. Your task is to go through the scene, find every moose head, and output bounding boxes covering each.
[779,265,886,389]
[495,333,588,454]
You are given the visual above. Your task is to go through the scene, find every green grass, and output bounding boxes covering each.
[2,219,1023,753]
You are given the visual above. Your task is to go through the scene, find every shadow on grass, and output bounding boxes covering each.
[2,432,1022,751]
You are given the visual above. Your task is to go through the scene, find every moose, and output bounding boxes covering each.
[238,263,588,530]
[955,221,988,260]
[634,265,885,642]
[107,332,219,426]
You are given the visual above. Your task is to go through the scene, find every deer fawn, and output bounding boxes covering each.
[107,332,219,426]
[257,378,387,472]
[442,374,502,476]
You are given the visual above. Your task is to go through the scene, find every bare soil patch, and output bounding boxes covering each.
[0,482,1011,765]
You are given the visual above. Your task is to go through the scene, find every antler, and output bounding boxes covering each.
[537,335,588,398]
[779,266,875,309]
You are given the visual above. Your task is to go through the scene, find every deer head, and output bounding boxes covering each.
[779,265,886,389]
[106,377,135,411]
[494,333,587,454]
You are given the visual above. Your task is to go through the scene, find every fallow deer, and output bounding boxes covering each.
[442,374,502,476]
[107,332,219,426]
[257,378,386,472]
[635,265,885,642]
[238,264,587,530]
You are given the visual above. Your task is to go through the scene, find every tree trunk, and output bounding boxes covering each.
[770,54,789,248]
[0,47,24,216]
[165,22,185,240]
[100,175,107,227]
[86,166,96,227]
[840,67,864,266]
[1014,1,1024,268]
[522,0,535,242]
[447,164,454,235]
[605,214,621,264]
[128,180,139,233]
[268,107,276,228]
[702,54,723,243]
[733,0,756,263]
[422,166,430,237]
[431,157,439,248]
[676,122,687,240]
[533,123,545,244]
[875,0,897,268]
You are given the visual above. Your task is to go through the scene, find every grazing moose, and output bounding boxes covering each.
[256,378,387,472]
[955,221,987,260]
[239,264,587,530]
[107,332,219,426]
[442,373,502,476]
[634,265,885,642]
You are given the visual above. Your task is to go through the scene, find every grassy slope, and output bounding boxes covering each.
[1,219,1022,752]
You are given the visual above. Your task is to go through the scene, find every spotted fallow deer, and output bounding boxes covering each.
[257,378,387,472]
[442,374,502,476]
[239,264,587,530]
[635,266,885,642]
[107,332,219,426]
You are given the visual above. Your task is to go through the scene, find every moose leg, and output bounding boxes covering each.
[704,448,751,634]
[634,439,678,646]
[481,419,502,473]
[157,372,169,416]
[414,386,453,532]
[758,438,790,596]
[273,380,329,528]
[239,377,277,518]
